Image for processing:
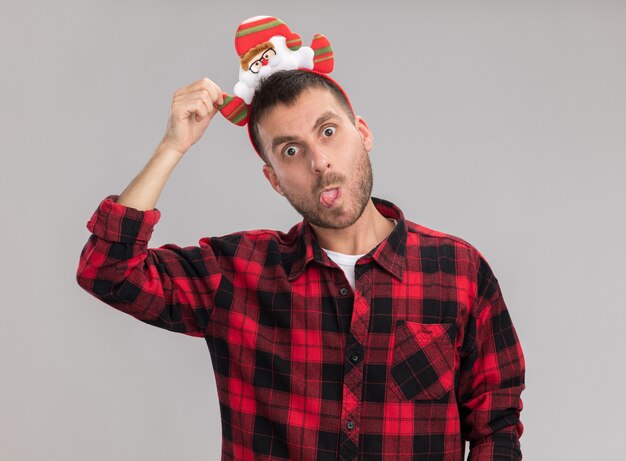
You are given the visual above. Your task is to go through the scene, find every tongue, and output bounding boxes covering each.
[320,188,339,207]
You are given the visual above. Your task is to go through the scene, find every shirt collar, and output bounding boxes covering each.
[285,197,407,282]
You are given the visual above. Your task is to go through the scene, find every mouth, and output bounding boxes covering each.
[319,187,341,208]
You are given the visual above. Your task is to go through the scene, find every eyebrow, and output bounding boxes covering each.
[270,111,339,152]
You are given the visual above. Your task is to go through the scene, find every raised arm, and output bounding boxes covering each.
[116,77,224,210]
[76,78,227,336]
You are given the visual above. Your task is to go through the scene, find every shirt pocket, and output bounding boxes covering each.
[389,320,456,401]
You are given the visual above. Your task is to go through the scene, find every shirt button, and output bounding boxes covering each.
[346,421,355,430]
[339,287,349,296]
[350,353,360,363]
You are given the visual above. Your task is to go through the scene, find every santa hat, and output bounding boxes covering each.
[234,16,302,57]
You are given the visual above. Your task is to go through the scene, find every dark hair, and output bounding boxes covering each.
[248,69,355,164]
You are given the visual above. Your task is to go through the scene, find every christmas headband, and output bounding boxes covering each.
[217,15,352,158]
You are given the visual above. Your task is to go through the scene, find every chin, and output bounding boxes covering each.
[308,202,366,230]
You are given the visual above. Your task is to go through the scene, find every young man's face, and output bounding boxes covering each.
[259,86,374,229]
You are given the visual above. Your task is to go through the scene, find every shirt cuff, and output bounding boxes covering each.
[86,194,161,244]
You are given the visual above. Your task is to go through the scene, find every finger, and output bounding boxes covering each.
[190,88,220,108]
[204,84,219,106]
[174,85,223,110]
[188,81,223,106]
[194,78,224,106]
[178,89,212,107]
[192,98,209,122]
[183,77,221,96]
[176,90,216,117]
[172,98,207,122]
[210,82,224,105]
[171,79,208,102]
[196,90,219,116]
[183,77,214,92]
[196,88,222,114]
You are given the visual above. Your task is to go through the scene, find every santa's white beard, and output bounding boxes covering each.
[239,65,271,86]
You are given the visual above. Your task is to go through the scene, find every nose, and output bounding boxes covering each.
[262,58,269,65]
[309,145,331,174]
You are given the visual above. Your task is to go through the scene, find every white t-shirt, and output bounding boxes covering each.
[322,248,366,291]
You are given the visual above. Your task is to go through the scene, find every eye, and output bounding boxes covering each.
[250,61,262,73]
[322,126,336,137]
[283,145,300,157]
[262,50,272,59]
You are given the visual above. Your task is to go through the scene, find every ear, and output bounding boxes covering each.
[262,164,285,196]
[355,115,373,152]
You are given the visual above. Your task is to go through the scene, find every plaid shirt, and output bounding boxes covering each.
[76,194,525,461]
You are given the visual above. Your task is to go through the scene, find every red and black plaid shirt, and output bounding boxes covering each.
[76,194,525,461]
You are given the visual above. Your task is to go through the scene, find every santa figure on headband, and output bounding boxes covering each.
[219,16,334,126]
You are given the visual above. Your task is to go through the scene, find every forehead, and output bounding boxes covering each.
[257,87,346,136]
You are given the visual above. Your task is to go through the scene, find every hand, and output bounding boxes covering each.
[160,77,224,155]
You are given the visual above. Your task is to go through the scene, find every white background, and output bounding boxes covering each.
[1,1,625,459]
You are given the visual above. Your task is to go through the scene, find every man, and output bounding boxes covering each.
[76,69,525,460]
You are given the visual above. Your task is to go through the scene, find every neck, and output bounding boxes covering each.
[310,199,395,255]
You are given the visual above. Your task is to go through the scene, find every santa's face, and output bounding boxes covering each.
[247,47,276,74]
[259,87,374,229]
[238,44,276,87]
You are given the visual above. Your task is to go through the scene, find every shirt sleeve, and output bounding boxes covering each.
[75,194,224,337]
[457,254,526,460]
